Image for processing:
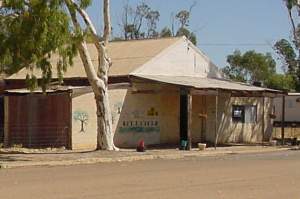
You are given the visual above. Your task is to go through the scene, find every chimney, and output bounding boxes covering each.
[253,81,262,87]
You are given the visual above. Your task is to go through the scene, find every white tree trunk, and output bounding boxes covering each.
[95,0,117,150]
[66,0,118,150]
[95,88,114,150]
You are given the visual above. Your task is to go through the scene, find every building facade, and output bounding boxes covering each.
[2,37,281,149]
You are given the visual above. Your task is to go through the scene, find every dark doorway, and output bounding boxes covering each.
[180,93,188,142]
[0,97,3,143]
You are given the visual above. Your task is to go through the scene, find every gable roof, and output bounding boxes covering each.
[7,37,182,80]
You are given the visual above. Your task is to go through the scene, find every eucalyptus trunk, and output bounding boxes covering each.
[95,0,116,150]
[67,0,118,150]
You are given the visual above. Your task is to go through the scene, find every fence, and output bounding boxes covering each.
[273,127,300,139]
[4,125,69,148]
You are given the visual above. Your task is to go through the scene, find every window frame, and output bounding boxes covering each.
[232,105,245,123]
[232,105,257,124]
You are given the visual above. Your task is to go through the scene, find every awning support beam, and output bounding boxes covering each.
[214,90,219,149]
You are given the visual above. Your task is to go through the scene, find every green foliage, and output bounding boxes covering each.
[223,49,296,91]
[79,0,92,9]
[175,10,190,28]
[266,73,296,91]
[160,27,172,37]
[122,2,160,40]
[120,2,198,44]
[176,27,197,45]
[274,39,297,74]
[270,0,300,91]
[145,10,160,38]
[222,50,276,83]
[285,0,298,10]
[0,0,90,91]
[274,0,300,91]
[173,7,197,45]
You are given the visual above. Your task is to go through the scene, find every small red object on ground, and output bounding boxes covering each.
[136,140,145,152]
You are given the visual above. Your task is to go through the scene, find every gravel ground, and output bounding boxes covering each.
[0,150,300,199]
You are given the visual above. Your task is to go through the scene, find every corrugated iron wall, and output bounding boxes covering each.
[5,92,71,148]
[0,97,3,144]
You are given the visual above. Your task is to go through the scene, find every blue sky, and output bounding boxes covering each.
[86,0,291,71]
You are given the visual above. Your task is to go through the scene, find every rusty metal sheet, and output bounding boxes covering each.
[7,92,71,148]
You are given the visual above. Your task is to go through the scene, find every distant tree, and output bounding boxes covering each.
[175,1,196,29]
[160,27,172,37]
[274,0,300,90]
[118,1,198,45]
[274,39,298,74]
[222,50,276,84]
[120,2,160,40]
[173,2,197,45]
[175,10,190,29]
[145,10,160,38]
[266,73,296,91]
[176,27,197,45]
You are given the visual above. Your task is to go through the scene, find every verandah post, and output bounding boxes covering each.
[281,95,285,145]
[187,91,192,150]
[214,90,219,149]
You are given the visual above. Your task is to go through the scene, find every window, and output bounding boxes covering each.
[245,105,257,123]
[287,99,294,108]
[232,105,245,123]
[232,105,257,123]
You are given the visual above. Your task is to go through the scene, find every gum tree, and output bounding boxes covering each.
[274,0,300,90]
[0,0,118,150]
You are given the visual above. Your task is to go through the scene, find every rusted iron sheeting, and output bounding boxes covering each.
[3,76,130,92]
[6,92,71,148]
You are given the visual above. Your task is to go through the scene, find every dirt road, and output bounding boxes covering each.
[1,151,300,199]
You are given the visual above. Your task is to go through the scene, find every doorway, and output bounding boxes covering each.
[180,93,188,142]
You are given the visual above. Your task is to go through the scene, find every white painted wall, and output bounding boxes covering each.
[112,88,161,147]
[71,87,163,149]
[131,38,222,78]
[72,92,97,150]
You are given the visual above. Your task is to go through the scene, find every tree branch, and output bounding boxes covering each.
[103,0,111,45]
[67,0,112,81]
[68,0,101,46]
[288,9,298,46]
[65,0,105,95]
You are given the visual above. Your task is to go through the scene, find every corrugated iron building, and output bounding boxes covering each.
[2,37,282,149]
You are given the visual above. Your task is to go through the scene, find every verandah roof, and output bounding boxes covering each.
[130,74,283,95]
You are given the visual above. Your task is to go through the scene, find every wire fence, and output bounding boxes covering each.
[3,125,69,148]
